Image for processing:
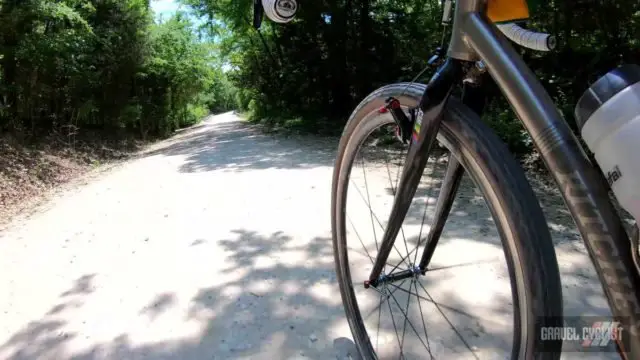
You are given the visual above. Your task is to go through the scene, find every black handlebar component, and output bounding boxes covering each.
[253,0,263,29]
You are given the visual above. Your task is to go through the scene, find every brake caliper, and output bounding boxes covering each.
[383,96,414,144]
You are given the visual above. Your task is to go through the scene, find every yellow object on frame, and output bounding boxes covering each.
[486,0,531,23]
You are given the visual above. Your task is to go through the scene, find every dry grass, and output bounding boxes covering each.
[0,131,145,229]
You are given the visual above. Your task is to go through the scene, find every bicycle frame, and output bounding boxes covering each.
[368,0,640,356]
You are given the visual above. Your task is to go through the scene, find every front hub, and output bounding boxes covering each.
[365,265,421,289]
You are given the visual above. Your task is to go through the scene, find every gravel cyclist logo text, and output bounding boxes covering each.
[539,317,627,352]
[581,321,623,347]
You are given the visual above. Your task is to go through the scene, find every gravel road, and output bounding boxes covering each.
[0,112,619,359]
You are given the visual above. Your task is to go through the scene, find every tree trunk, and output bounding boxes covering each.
[0,1,19,126]
[356,0,371,101]
[328,0,352,117]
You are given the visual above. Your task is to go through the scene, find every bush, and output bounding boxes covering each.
[483,104,532,157]
[0,2,234,139]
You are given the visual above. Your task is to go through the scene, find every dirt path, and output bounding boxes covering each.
[0,112,615,359]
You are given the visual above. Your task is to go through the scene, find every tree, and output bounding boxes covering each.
[0,0,236,139]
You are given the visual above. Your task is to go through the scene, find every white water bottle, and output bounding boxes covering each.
[575,64,640,225]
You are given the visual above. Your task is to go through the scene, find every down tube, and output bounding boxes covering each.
[463,12,640,355]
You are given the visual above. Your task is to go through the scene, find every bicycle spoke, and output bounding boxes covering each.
[381,145,441,276]
[377,289,383,353]
[379,126,406,196]
[416,280,480,359]
[334,85,532,360]
[418,155,465,270]
[388,284,432,354]
[413,151,439,266]
[380,144,414,269]
[399,277,415,359]
[350,177,412,269]
[384,152,397,195]
[361,156,379,252]
[388,282,481,322]
[347,198,422,271]
[347,246,397,270]
[427,258,501,272]
[386,288,406,360]
[380,126,403,196]
[347,215,375,264]
[363,279,406,321]
[387,246,419,275]
[413,277,434,359]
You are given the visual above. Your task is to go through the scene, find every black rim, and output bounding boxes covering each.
[335,109,522,359]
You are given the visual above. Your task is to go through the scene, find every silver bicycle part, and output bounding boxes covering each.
[496,23,556,51]
[447,1,554,57]
[442,0,453,24]
[445,1,640,356]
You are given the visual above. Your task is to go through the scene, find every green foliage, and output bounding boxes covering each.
[2,0,639,157]
[203,66,238,113]
[0,0,236,139]
[483,103,531,157]
[187,0,640,155]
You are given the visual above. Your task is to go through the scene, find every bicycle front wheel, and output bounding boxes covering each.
[331,83,563,359]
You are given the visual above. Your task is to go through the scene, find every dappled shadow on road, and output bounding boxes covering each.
[0,274,97,360]
[0,230,358,360]
[354,140,581,246]
[349,142,614,348]
[143,117,337,173]
[1,225,617,359]
[2,226,605,359]
[0,114,617,358]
